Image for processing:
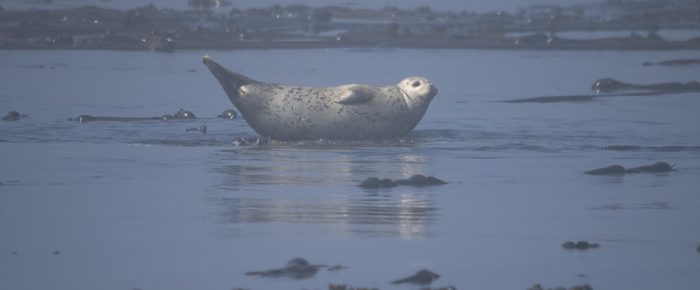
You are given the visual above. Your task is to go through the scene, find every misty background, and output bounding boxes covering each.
[1,0,599,12]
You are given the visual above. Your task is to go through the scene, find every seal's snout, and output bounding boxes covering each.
[428,83,438,99]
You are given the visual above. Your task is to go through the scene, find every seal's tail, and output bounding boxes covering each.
[202,56,255,100]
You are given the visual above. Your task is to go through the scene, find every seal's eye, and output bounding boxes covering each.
[412,81,421,88]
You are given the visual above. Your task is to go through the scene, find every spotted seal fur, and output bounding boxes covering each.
[202,56,438,140]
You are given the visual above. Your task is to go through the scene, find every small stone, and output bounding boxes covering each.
[174,109,196,119]
[575,241,591,250]
[327,265,348,271]
[562,241,599,250]
[391,269,440,285]
[562,241,576,250]
[218,109,239,119]
[245,258,324,280]
[360,177,381,189]
[360,177,397,189]
[2,111,22,121]
[53,250,60,255]
[406,174,447,186]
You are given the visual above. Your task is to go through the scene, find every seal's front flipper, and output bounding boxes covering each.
[202,56,256,99]
[335,85,373,105]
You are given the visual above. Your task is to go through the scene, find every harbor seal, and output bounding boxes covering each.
[202,56,438,140]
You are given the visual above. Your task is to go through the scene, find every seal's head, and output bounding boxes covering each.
[202,55,256,101]
[398,77,438,108]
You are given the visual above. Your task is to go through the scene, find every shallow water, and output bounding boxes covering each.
[1,49,700,290]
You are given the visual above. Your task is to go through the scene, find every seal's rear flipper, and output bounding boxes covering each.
[202,56,256,99]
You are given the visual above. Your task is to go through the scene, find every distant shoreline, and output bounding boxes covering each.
[2,3,699,51]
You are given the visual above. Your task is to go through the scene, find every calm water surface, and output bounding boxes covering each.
[1,49,700,290]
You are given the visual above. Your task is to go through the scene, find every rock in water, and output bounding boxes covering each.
[245,258,325,280]
[585,165,626,175]
[626,162,673,173]
[391,269,440,285]
[218,109,239,119]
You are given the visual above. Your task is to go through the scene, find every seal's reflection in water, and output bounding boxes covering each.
[209,146,437,238]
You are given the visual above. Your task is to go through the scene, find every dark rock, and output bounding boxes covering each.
[585,165,626,175]
[562,241,599,250]
[415,175,444,186]
[643,59,700,66]
[327,265,348,271]
[174,108,196,119]
[360,177,381,188]
[359,177,396,189]
[696,244,699,253]
[218,109,239,119]
[362,175,446,188]
[53,250,60,255]
[391,269,440,285]
[328,285,378,290]
[587,162,675,175]
[575,241,600,250]
[528,284,593,290]
[409,174,429,185]
[626,162,674,173]
[245,258,325,280]
[2,111,22,121]
[561,241,576,250]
